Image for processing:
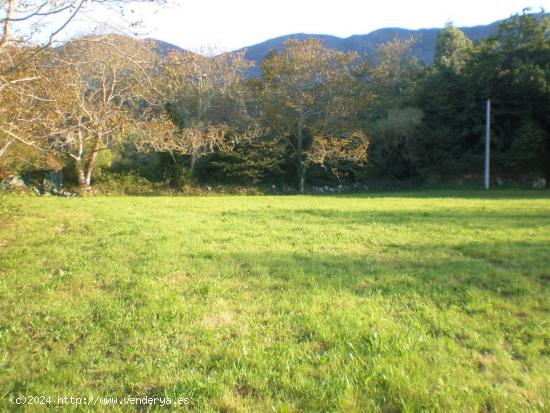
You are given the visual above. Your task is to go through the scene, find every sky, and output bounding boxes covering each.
[129,0,550,52]
[7,0,550,53]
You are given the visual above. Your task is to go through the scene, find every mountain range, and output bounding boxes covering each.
[237,22,499,66]
[151,16,527,74]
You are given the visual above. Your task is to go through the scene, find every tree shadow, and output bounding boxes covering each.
[234,206,550,230]
[218,240,549,306]
[316,189,550,200]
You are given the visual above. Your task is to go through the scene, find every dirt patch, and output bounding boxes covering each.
[202,310,234,328]
[166,272,194,285]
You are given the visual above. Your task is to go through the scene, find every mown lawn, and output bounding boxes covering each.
[0,191,549,412]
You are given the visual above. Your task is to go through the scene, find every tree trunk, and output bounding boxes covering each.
[75,161,87,190]
[296,116,306,193]
[83,135,101,188]
[76,135,101,191]
[190,152,197,174]
[299,165,306,194]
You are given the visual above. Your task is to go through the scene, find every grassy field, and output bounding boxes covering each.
[0,190,549,412]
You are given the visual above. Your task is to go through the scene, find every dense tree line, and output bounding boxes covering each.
[1,10,548,192]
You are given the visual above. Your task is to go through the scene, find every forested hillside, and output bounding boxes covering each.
[1,11,548,194]
[238,20,501,69]
[148,19,504,75]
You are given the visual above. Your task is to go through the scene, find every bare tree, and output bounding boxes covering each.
[1,0,168,50]
[260,39,368,192]
[137,49,255,172]
[31,34,158,189]
[0,0,167,159]
[0,47,53,160]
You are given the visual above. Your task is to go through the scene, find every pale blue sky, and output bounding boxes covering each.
[11,0,550,53]
[125,0,550,51]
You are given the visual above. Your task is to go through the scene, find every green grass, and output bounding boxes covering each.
[0,190,549,412]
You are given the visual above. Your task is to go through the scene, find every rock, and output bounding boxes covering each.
[53,188,78,197]
[12,175,27,188]
[532,177,546,189]
[0,170,77,197]
[0,175,27,191]
[0,179,9,191]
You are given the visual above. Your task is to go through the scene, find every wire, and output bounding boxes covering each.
[492,100,550,104]
[493,110,550,114]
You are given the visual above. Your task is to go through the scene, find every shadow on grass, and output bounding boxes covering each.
[229,207,550,230]
[220,240,549,307]
[322,189,550,200]
[80,188,550,200]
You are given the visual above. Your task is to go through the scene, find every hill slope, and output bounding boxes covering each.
[238,22,499,70]
[147,14,545,74]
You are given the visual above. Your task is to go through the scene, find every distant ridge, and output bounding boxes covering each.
[237,22,500,69]
[150,13,546,75]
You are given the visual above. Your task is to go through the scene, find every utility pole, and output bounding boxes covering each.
[484,98,491,190]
